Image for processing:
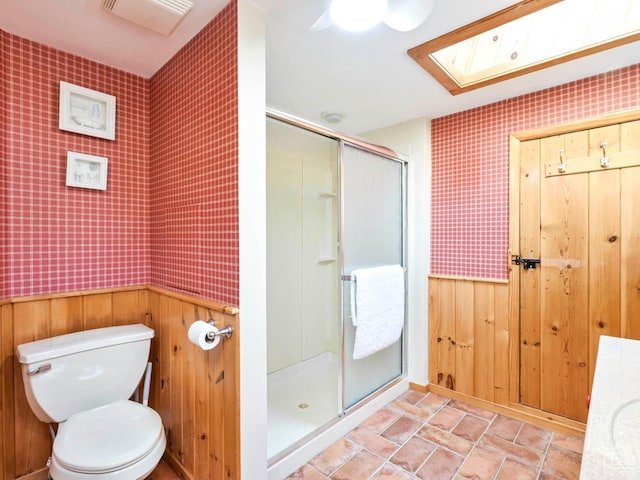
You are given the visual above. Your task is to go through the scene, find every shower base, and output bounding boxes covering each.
[267,352,339,459]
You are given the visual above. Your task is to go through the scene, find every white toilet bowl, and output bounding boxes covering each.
[49,400,166,480]
[16,325,166,480]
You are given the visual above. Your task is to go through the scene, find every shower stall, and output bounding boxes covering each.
[266,110,407,466]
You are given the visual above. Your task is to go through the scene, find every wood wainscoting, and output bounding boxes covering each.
[428,276,585,436]
[146,287,239,480]
[0,286,239,480]
[428,277,512,405]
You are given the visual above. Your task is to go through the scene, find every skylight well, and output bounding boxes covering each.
[408,0,640,95]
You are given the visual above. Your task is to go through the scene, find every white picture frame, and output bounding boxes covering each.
[59,81,116,140]
[66,151,108,191]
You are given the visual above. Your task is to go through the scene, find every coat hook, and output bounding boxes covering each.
[557,149,566,173]
[600,141,609,168]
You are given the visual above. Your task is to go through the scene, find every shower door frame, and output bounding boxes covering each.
[265,108,408,459]
[337,139,408,414]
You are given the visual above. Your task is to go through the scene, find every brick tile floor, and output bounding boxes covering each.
[287,391,585,480]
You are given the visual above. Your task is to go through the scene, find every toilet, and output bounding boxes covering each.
[17,324,166,479]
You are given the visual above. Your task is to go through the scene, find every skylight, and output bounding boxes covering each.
[408,0,640,95]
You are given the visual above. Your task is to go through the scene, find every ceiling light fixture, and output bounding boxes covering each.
[384,0,434,32]
[329,0,388,32]
[312,0,433,33]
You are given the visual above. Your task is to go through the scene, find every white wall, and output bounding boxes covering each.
[238,0,267,478]
[361,117,431,386]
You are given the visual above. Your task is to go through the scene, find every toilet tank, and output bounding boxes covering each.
[16,324,154,423]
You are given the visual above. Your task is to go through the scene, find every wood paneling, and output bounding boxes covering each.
[587,126,621,386]
[517,120,640,423]
[473,282,495,402]
[454,281,474,395]
[621,120,640,340]
[539,132,590,422]
[429,279,456,389]
[518,138,541,409]
[428,277,509,403]
[0,286,239,480]
[429,275,590,432]
[1,304,16,480]
[12,301,51,476]
[146,288,239,480]
[493,283,510,405]
[430,110,640,431]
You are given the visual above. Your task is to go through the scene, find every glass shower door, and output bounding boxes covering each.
[266,115,407,463]
[341,144,406,408]
[266,118,341,459]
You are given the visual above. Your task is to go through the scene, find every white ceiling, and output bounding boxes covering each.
[1,0,639,134]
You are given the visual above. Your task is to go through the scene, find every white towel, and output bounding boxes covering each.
[350,264,405,360]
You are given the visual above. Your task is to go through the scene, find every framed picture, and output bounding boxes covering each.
[59,81,116,140]
[66,151,108,191]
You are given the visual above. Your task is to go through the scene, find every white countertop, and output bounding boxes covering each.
[580,336,640,479]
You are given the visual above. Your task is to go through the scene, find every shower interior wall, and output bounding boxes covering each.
[266,121,340,374]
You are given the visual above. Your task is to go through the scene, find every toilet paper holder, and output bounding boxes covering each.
[204,320,233,342]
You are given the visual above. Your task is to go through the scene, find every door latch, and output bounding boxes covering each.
[512,256,541,269]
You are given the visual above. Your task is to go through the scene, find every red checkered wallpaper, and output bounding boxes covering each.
[0,2,239,304]
[1,32,151,298]
[0,30,7,297]
[431,64,640,280]
[149,2,239,306]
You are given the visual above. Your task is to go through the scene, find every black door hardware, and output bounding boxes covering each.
[512,256,541,269]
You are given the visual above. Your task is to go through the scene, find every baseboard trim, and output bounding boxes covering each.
[163,450,195,480]
[409,382,429,393]
[428,384,585,436]
[16,468,48,480]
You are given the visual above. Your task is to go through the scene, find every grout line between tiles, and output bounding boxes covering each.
[491,456,508,480]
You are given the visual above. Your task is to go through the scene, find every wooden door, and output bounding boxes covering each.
[518,119,640,422]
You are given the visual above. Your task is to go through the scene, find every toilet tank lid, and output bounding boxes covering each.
[16,324,154,365]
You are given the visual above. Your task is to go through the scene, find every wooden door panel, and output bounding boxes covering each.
[588,166,621,384]
[539,132,589,422]
[621,120,640,340]
[621,166,640,340]
[519,119,640,423]
[519,139,542,409]
[588,124,620,156]
[587,114,623,386]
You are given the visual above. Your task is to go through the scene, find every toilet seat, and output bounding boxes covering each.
[53,400,164,474]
